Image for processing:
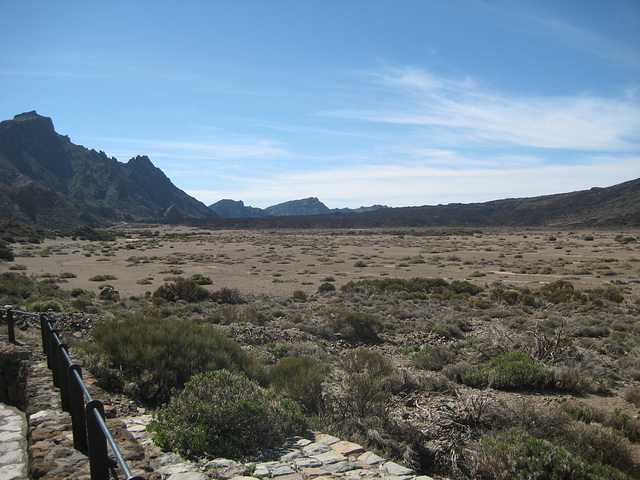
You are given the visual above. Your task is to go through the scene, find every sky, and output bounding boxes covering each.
[1,1,639,209]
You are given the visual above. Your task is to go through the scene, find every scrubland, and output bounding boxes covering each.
[2,226,640,479]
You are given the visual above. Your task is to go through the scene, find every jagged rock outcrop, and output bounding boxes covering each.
[0,111,217,227]
[264,197,331,216]
[209,199,268,218]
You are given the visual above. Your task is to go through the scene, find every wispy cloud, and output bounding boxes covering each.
[188,153,640,208]
[324,65,640,151]
[87,136,287,162]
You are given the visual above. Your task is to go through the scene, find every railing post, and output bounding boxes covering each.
[58,343,71,411]
[50,329,61,387]
[7,309,15,343]
[86,399,109,480]
[69,365,88,451]
[40,314,48,357]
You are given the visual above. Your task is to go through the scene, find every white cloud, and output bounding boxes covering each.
[325,66,640,151]
[187,154,640,209]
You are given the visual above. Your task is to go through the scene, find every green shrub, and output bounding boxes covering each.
[538,279,584,304]
[462,351,553,391]
[292,289,308,301]
[269,356,327,414]
[189,273,213,285]
[318,282,336,293]
[477,429,630,480]
[0,242,14,261]
[88,314,265,405]
[413,346,456,371]
[151,370,307,459]
[152,278,210,303]
[88,274,117,282]
[210,287,243,304]
[330,311,384,343]
[340,349,394,418]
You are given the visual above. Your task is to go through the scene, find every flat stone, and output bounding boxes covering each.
[300,466,330,479]
[302,442,331,455]
[256,461,296,477]
[280,450,303,462]
[0,449,25,465]
[314,433,340,445]
[322,459,359,474]
[357,451,385,465]
[127,424,147,433]
[382,462,415,476]
[253,464,270,477]
[157,452,184,465]
[332,440,365,456]
[272,474,304,480]
[414,476,436,480]
[0,463,27,480]
[292,438,313,448]
[167,473,208,480]
[270,463,296,476]
[0,430,22,442]
[206,459,244,469]
[158,463,199,475]
[294,457,323,469]
[311,449,346,465]
[0,441,22,454]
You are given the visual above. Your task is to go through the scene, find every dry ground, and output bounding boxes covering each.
[3,225,639,300]
[3,225,640,478]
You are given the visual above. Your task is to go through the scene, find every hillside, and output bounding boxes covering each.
[0,111,217,228]
[186,178,640,229]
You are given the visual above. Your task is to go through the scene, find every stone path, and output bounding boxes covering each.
[123,414,436,480]
[0,403,28,480]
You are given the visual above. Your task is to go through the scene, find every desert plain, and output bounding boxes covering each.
[3,225,640,300]
[3,225,640,478]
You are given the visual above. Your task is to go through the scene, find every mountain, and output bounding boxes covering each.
[0,111,217,227]
[209,198,389,218]
[209,199,268,218]
[185,178,640,229]
[264,197,330,216]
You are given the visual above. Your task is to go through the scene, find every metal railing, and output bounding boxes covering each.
[1,308,145,480]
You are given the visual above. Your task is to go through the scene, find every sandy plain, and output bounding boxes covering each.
[3,225,639,301]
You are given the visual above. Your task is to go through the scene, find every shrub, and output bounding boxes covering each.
[413,346,456,371]
[461,351,553,391]
[210,287,243,304]
[0,242,14,261]
[152,278,210,303]
[151,370,307,459]
[88,314,265,405]
[476,429,629,480]
[88,274,117,282]
[339,349,394,418]
[292,289,308,302]
[537,279,584,304]
[318,282,336,293]
[330,311,384,343]
[269,356,327,414]
[189,274,213,285]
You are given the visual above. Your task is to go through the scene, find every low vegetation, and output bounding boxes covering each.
[2,227,640,480]
[150,370,306,459]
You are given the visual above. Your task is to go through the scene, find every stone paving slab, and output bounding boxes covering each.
[0,403,28,480]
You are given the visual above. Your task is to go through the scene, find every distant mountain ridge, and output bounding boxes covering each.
[1,111,638,230]
[0,111,217,227]
[209,197,388,218]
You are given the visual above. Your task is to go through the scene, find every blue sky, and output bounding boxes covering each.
[1,1,639,209]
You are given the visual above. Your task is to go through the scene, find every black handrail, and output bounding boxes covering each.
[1,308,145,480]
